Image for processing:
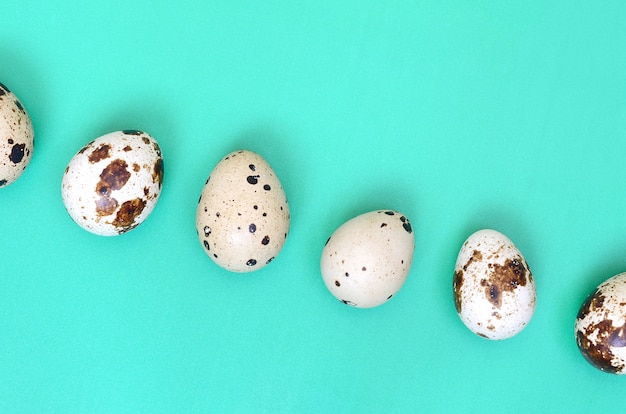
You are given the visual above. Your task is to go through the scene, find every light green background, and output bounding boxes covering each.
[1,0,626,412]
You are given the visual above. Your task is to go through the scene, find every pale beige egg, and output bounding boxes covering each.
[320,210,415,308]
[0,82,34,188]
[196,150,290,272]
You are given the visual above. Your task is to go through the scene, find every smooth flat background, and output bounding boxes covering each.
[1,1,626,412]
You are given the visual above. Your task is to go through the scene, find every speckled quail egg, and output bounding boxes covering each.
[320,210,415,308]
[453,229,536,339]
[575,272,626,374]
[61,130,164,236]
[196,150,290,272]
[0,82,34,188]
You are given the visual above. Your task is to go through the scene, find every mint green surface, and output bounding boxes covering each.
[1,1,626,412]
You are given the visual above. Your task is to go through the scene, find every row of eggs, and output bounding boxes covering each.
[1,81,625,375]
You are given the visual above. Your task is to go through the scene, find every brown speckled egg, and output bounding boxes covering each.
[320,210,415,308]
[196,150,290,272]
[453,229,536,339]
[61,130,164,236]
[575,272,626,374]
[0,82,34,188]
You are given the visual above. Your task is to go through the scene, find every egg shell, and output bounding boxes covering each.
[320,210,415,308]
[575,272,626,374]
[453,229,536,340]
[0,82,34,188]
[196,150,290,272]
[61,130,164,236]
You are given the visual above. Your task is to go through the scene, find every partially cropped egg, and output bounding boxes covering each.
[575,272,626,374]
[320,210,415,308]
[0,82,34,187]
[453,229,536,339]
[196,150,290,272]
[61,130,164,236]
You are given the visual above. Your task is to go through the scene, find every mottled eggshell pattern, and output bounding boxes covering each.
[196,150,290,272]
[575,272,626,374]
[453,229,536,340]
[320,210,415,308]
[61,130,164,236]
[0,82,34,188]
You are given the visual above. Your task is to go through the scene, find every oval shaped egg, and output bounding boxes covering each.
[320,210,415,308]
[453,229,536,339]
[575,272,626,374]
[196,150,290,272]
[0,82,34,188]
[61,130,164,236]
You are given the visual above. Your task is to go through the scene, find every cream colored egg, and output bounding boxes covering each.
[575,272,626,374]
[196,150,290,272]
[320,210,415,308]
[453,229,536,340]
[61,130,164,236]
[0,82,34,188]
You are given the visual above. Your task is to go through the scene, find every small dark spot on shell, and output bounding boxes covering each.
[142,137,150,145]
[362,266,367,271]
[341,299,357,307]
[95,159,131,196]
[123,145,132,151]
[249,223,256,233]
[483,257,529,308]
[112,198,146,231]
[0,179,7,187]
[88,144,111,163]
[95,196,119,216]
[203,240,210,250]
[213,254,218,258]
[253,205,258,210]
[402,221,412,234]
[9,143,25,164]
[263,184,271,191]
[345,272,349,277]
[247,175,259,185]
[262,235,270,245]
[453,270,464,313]
[8,139,14,144]
[577,288,604,320]
[249,164,256,171]
[325,237,331,246]
[387,294,393,300]
[246,259,257,266]
[153,158,164,187]
[335,280,340,287]
[381,223,388,228]
[204,226,211,237]
[262,212,267,217]
[384,211,395,215]
[123,130,142,135]
[134,163,141,172]
[266,257,275,264]
[14,100,24,112]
